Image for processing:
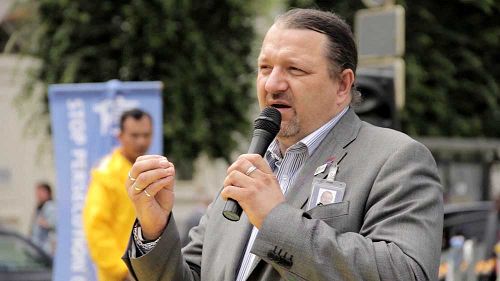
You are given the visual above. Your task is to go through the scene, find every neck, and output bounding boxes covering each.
[119,148,135,164]
[276,106,349,154]
[37,200,48,210]
[277,137,294,154]
[276,128,313,154]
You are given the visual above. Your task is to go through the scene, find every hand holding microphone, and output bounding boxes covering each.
[221,107,284,228]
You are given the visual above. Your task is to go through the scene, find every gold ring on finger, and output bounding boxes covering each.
[245,165,258,176]
[132,182,143,191]
[144,189,152,197]
[128,171,137,181]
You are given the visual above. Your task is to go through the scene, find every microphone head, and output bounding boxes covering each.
[254,107,281,135]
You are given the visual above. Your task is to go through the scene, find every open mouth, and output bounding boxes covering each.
[271,103,291,109]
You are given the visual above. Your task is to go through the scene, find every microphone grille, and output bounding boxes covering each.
[254,107,281,135]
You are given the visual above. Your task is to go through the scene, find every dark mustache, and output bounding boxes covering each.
[269,92,292,103]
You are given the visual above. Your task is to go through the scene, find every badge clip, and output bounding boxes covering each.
[326,164,338,182]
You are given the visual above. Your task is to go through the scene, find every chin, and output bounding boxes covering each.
[277,120,300,138]
[277,128,300,138]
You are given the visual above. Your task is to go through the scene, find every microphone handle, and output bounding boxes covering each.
[222,199,242,221]
[222,129,275,221]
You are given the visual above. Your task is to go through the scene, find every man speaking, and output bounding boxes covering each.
[123,8,443,281]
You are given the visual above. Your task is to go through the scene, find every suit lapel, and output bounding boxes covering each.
[245,109,362,280]
[285,108,361,210]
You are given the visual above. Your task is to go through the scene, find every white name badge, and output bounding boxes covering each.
[307,177,346,210]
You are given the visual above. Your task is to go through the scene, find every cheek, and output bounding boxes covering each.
[124,138,136,147]
[256,78,267,108]
[294,92,326,122]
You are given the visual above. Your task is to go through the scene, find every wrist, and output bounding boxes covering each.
[142,228,164,241]
[139,213,170,240]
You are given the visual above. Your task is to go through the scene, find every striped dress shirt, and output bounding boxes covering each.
[235,106,348,281]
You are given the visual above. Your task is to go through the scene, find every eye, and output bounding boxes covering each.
[258,64,272,74]
[289,67,307,75]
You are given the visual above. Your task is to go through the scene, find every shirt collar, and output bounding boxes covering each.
[266,106,349,160]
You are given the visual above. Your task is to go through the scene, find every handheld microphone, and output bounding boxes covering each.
[222,107,281,221]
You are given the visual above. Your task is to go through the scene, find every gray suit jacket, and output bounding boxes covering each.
[123,109,443,281]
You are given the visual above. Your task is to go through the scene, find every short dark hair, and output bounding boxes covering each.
[275,8,361,104]
[119,108,152,131]
[37,182,52,200]
[276,8,357,76]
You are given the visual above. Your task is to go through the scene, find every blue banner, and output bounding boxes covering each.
[49,80,163,281]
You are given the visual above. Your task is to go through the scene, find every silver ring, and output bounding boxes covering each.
[132,182,143,191]
[128,171,136,181]
[245,165,258,176]
[144,189,152,197]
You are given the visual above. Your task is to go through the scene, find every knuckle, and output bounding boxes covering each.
[223,176,232,187]
[247,154,260,161]
[238,159,251,170]
[235,157,246,167]
[157,169,168,178]
[131,162,140,171]
[229,170,240,179]
[138,173,151,184]
[227,162,237,174]
[156,158,164,166]
[134,163,146,174]
[160,176,171,185]
[220,187,229,199]
[136,173,145,183]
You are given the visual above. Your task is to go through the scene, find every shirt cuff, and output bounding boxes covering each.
[132,224,160,255]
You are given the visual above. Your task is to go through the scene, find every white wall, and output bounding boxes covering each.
[0,54,55,235]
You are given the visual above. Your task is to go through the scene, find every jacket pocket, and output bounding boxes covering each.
[305,201,349,230]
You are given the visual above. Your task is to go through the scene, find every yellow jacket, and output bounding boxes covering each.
[83,148,135,281]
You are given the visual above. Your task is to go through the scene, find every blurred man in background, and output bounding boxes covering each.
[83,108,152,281]
[30,181,56,256]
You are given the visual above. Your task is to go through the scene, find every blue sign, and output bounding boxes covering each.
[49,80,163,281]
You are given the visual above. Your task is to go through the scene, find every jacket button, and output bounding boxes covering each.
[267,251,277,261]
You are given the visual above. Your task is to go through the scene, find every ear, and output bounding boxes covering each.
[336,69,355,105]
[117,130,124,142]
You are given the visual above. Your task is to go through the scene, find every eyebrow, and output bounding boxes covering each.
[258,53,314,65]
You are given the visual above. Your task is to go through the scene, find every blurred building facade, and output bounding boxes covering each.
[0,54,55,234]
[0,0,281,238]
[0,53,230,235]
[0,54,230,232]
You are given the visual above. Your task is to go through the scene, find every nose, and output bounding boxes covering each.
[136,134,151,149]
[264,67,288,94]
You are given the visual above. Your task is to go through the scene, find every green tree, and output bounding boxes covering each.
[288,0,500,137]
[23,0,256,176]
